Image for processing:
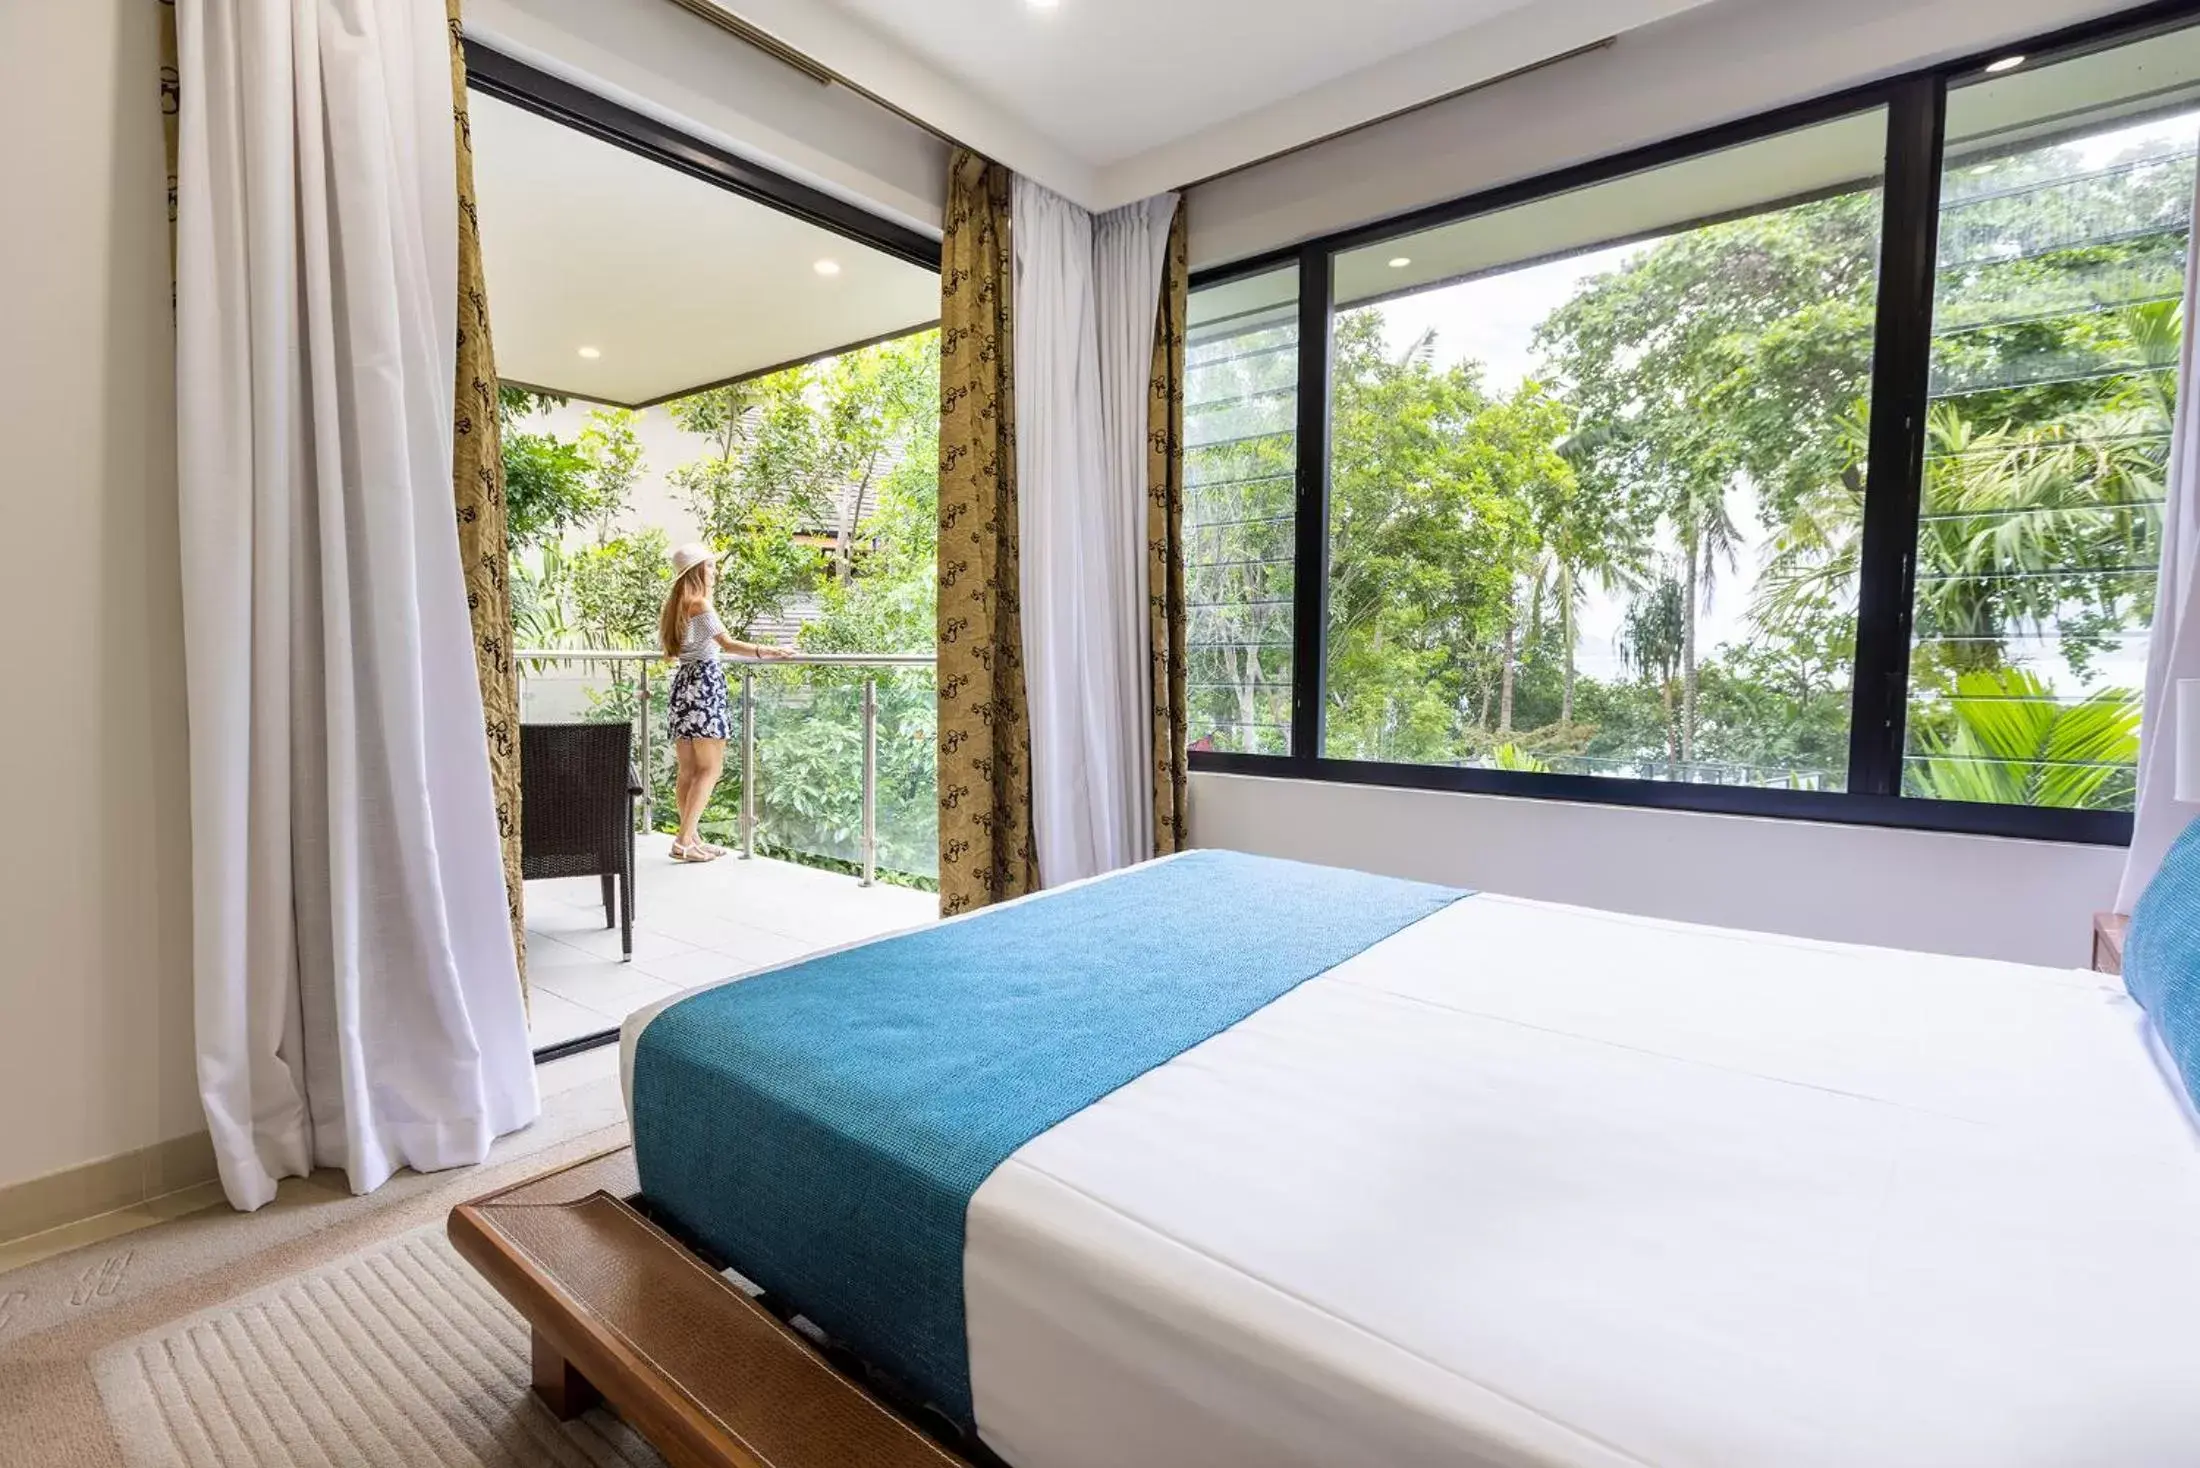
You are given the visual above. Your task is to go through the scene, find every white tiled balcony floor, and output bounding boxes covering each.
[523,832,939,1050]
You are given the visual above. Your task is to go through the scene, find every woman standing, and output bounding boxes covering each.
[658,543,791,862]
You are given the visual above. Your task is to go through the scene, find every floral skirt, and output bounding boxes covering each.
[669,659,731,741]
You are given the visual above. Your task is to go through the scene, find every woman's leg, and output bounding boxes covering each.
[672,738,700,849]
[688,737,728,849]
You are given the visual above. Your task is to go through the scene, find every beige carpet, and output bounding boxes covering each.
[0,1067,635,1468]
[94,1225,661,1468]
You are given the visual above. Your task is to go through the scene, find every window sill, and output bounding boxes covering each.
[1187,751,2133,847]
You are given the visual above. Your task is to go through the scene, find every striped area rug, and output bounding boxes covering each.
[92,1225,664,1468]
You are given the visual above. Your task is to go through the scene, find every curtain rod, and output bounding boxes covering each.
[659,0,985,154]
[656,0,835,85]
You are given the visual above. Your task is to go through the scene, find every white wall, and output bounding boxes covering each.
[533,399,705,547]
[464,0,948,240]
[1190,774,2123,968]
[1187,0,2133,268]
[0,0,199,1189]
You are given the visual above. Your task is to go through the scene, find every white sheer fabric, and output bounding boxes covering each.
[2118,167,2200,913]
[175,0,538,1211]
[1013,177,1176,887]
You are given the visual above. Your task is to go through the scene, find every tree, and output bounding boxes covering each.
[501,391,645,555]
[1535,191,1882,762]
[801,364,941,656]
[1323,315,1544,763]
[1534,419,1646,727]
[664,379,821,636]
[1183,311,1298,754]
[576,408,645,544]
[816,337,938,585]
[1908,669,2139,809]
[1618,574,1686,765]
[500,388,597,550]
[567,529,672,651]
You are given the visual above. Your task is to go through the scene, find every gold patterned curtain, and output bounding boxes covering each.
[937,149,1038,916]
[159,1,178,294]
[447,3,527,985]
[1148,200,1191,855]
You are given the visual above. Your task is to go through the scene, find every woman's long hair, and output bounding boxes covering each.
[659,564,708,659]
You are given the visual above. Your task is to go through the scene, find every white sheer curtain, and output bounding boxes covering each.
[176,0,538,1211]
[2118,167,2200,913]
[1013,179,1176,887]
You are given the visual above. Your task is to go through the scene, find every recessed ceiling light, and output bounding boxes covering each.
[813,259,842,276]
[576,346,601,359]
[1985,54,2025,73]
[1388,257,1412,268]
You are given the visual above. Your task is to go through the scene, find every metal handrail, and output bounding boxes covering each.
[516,649,935,666]
[515,646,934,885]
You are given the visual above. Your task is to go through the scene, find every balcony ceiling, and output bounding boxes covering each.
[709,0,1717,211]
[470,89,939,407]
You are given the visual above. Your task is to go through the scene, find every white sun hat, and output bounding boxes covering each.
[669,542,716,577]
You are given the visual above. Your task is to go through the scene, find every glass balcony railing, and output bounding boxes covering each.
[517,649,938,889]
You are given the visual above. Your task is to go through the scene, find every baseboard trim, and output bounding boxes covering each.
[0,1132,218,1245]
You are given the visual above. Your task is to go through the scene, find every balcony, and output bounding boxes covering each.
[523,834,937,1051]
[517,650,939,1051]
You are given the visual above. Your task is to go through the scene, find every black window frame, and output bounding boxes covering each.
[1187,0,2200,847]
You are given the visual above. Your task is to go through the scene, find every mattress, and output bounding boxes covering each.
[624,866,2200,1468]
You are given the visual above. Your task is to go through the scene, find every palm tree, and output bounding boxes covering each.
[1915,393,2162,675]
[1908,668,2140,809]
[1491,741,1552,773]
[1754,398,2165,677]
[1533,420,1648,728]
[1620,573,1688,767]
[1666,474,1742,761]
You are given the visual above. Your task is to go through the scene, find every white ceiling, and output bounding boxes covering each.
[708,0,1719,210]
[470,89,939,405]
[833,0,1541,166]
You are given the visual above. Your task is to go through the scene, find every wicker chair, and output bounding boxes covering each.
[520,722,640,960]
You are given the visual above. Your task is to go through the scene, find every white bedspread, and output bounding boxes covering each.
[628,885,2200,1468]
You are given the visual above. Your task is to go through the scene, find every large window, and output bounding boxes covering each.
[1904,31,2199,811]
[1322,113,1885,789]
[1188,9,2200,843]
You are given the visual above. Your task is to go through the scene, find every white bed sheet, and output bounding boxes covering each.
[627,882,2200,1468]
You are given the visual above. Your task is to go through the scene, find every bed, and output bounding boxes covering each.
[456,849,2200,1468]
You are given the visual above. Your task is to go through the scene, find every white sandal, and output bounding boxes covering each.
[670,840,720,863]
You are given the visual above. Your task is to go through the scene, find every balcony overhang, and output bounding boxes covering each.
[468,52,941,409]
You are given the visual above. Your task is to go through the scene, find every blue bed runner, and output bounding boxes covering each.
[631,849,1464,1426]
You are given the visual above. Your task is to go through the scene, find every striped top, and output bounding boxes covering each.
[680,609,727,664]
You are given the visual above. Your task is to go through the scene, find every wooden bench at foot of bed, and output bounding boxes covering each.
[448,1147,972,1468]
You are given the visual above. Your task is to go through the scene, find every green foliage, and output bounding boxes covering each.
[576,408,645,542]
[800,357,941,656]
[757,335,944,880]
[512,543,579,654]
[664,379,823,636]
[1249,128,2183,806]
[518,332,945,888]
[567,530,672,652]
[1490,743,1550,773]
[499,389,641,551]
[1907,669,2140,809]
[1322,314,1578,762]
